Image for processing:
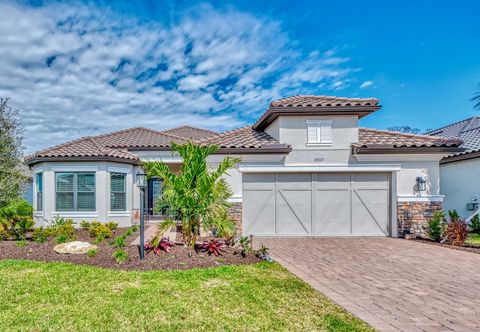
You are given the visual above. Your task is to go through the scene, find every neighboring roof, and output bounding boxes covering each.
[427,116,480,163]
[162,125,219,140]
[353,128,463,153]
[198,126,291,153]
[254,95,382,130]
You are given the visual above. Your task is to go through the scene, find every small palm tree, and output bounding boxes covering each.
[144,141,240,248]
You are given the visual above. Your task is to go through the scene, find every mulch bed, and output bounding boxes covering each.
[0,228,261,271]
[413,238,480,255]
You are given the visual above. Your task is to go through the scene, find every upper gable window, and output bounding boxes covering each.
[306,120,332,146]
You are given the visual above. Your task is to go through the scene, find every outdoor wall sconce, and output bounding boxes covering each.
[416,176,426,193]
[136,170,147,260]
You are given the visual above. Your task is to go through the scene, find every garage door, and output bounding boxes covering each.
[242,172,390,236]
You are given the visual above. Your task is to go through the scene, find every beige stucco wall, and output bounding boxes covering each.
[440,158,480,218]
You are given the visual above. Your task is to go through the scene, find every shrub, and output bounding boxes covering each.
[0,200,34,240]
[239,235,253,256]
[111,235,126,248]
[145,237,175,255]
[80,220,91,230]
[448,209,460,222]
[201,239,224,256]
[89,224,113,242]
[213,220,236,246]
[112,249,128,264]
[424,211,446,242]
[469,215,480,234]
[0,229,8,241]
[105,222,118,231]
[446,219,469,246]
[55,234,69,244]
[87,248,97,258]
[15,239,27,247]
[255,244,272,262]
[33,227,48,243]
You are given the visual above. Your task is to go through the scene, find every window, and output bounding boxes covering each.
[36,173,43,211]
[55,172,95,211]
[110,173,126,211]
[306,120,332,145]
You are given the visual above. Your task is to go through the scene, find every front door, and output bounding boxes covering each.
[147,178,163,216]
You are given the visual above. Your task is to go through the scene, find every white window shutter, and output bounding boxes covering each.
[307,122,318,142]
[320,121,332,142]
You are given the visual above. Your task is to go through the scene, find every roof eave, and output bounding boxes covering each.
[440,150,480,164]
[25,156,140,167]
[253,105,382,131]
[353,146,465,155]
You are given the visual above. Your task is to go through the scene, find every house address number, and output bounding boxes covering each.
[314,157,325,162]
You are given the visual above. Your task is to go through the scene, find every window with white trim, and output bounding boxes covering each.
[306,120,332,145]
[110,173,126,211]
[36,173,43,211]
[55,172,95,211]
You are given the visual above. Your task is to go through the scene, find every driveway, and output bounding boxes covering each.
[257,237,480,331]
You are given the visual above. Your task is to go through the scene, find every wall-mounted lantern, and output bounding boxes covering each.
[416,176,426,193]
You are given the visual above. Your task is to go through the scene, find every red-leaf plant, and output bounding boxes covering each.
[145,237,176,255]
[201,239,225,256]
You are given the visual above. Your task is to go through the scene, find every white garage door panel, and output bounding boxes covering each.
[242,172,390,236]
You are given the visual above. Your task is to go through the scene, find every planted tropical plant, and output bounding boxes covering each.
[144,141,240,248]
[89,224,113,242]
[446,218,469,246]
[448,209,460,222]
[0,200,34,240]
[87,248,97,258]
[201,239,224,256]
[111,234,127,248]
[469,214,480,234]
[239,235,253,257]
[145,237,176,255]
[112,249,128,264]
[255,244,272,262]
[105,222,118,231]
[424,211,446,242]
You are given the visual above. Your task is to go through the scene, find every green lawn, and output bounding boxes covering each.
[466,233,480,245]
[0,260,372,332]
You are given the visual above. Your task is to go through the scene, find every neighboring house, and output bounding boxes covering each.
[26,95,463,237]
[428,117,480,218]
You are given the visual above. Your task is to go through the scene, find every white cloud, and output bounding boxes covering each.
[360,80,374,89]
[0,2,359,152]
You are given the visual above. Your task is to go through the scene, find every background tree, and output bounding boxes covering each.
[473,83,480,110]
[387,125,422,134]
[144,141,240,248]
[0,98,27,208]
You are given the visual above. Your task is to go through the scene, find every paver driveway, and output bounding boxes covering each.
[257,237,480,331]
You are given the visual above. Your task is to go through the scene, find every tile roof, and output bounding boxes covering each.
[270,95,379,107]
[162,125,219,140]
[198,126,288,149]
[427,117,480,155]
[356,128,462,148]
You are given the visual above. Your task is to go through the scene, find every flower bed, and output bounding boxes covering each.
[413,237,480,255]
[0,228,261,271]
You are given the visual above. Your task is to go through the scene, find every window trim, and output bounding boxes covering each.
[306,120,333,146]
[110,172,127,212]
[36,173,43,211]
[55,172,96,212]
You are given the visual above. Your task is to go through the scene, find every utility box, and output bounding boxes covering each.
[466,203,479,211]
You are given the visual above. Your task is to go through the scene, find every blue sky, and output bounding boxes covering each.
[1,0,479,152]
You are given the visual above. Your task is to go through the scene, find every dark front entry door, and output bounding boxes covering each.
[147,178,162,216]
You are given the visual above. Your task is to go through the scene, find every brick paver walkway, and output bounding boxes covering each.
[256,237,480,331]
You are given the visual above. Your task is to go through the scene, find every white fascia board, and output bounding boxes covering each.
[107,166,131,174]
[140,156,183,164]
[397,195,444,202]
[238,163,402,173]
[51,166,99,172]
[353,154,444,162]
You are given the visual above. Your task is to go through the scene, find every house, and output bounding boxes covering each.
[428,117,480,218]
[26,95,463,237]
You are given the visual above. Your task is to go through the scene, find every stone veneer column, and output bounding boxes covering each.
[227,202,243,235]
[397,201,443,237]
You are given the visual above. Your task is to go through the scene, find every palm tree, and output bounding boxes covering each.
[473,83,480,110]
[144,141,240,248]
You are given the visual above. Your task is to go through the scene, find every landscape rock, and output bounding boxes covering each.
[54,241,97,254]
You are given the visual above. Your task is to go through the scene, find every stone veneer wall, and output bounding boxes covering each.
[227,202,242,235]
[397,201,443,237]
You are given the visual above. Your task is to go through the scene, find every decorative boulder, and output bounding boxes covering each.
[54,241,97,254]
